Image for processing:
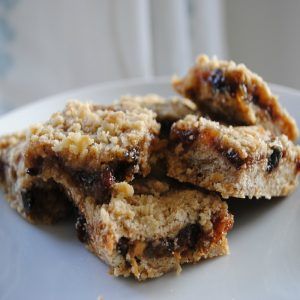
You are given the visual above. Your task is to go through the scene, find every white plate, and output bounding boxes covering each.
[0,78,300,300]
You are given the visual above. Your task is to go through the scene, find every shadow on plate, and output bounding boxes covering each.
[226,196,285,232]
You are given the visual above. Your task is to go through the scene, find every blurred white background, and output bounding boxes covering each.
[0,0,300,113]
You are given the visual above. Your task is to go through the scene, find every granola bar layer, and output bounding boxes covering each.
[0,100,161,222]
[90,180,233,280]
[173,55,299,141]
[167,115,300,199]
[0,131,233,280]
[25,100,160,197]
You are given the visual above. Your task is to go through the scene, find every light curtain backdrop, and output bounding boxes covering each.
[1,0,300,113]
[0,0,227,112]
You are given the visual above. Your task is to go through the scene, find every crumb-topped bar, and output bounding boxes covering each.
[0,130,233,280]
[167,115,300,199]
[173,55,299,141]
[77,179,233,280]
[26,100,160,177]
[24,100,160,203]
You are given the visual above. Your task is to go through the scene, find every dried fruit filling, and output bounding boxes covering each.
[117,219,230,260]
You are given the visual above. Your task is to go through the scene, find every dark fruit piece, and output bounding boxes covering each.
[296,160,300,173]
[221,148,245,169]
[74,166,115,205]
[0,160,4,181]
[209,69,227,93]
[113,161,134,182]
[117,237,130,257]
[26,168,40,176]
[177,223,201,249]
[208,68,239,96]
[100,166,115,190]
[171,128,199,148]
[267,148,282,173]
[75,214,89,243]
[145,238,174,258]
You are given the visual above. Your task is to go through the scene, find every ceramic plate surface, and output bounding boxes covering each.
[0,78,300,300]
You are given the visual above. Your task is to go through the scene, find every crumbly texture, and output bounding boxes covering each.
[38,161,233,280]
[87,180,232,280]
[26,100,160,178]
[115,94,200,176]
[117,94,198,123]
[116,94,199,138]
[167,115,300,199]
[173,55,299,141]
[0,100,233,280]
[0,133,233,280]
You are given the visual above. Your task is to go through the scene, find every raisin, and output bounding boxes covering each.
[171,128,199,147]
[177,224,201,249]
[100,166,115,190]
[144,238,174,258]
[227,77,240,96]
[296,160,300,173]
[75,214,89,243]
[252,93,260,105]
[208,69,239,96]
[74,167,115,205]
[113,162,134,182]
[117,237,130,257]
[26,157,43,176]
[21,190,34,214]
[159,120,174,138]
[223,148,245,169]
[0,160,4,180]
[26,168,40,176]
[267,148,282,173]
[209,69,227,93]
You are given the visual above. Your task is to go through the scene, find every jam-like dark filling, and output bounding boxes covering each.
[159,120,174,138]
[26,157,43,176]
[0,160,5,182]
[74,166,115,205]
[27,153,139,205]
[266,148,282,173]
[21,180,72,222]
[170,128,199,150]
[296,160,300,173]
[117,223,207,260]
[144,238,175,258]
[217,148,245,170]
[75,214,89,243]
[208,69,240,97]
[117,237,130,257]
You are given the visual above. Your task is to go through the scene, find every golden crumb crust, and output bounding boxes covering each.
[173,55,299,141]
[85,180,233,280]
[25,100,160,176]
[117,94,198,123]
